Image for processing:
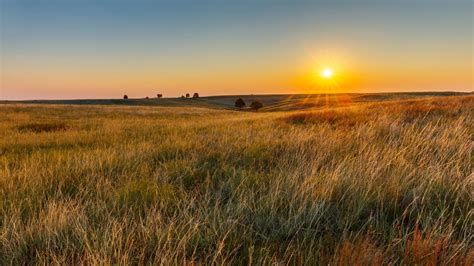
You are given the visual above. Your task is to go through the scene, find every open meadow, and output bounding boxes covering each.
[0,94,473,264]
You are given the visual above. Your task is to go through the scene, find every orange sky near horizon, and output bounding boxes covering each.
[4,50,470,99]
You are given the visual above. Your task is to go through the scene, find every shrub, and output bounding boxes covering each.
[157,94,163,98]
[250,100,263,111]
[123,95,128,99]
[235,98,246,109]
[193,93,199,98]
[186,93,190,98]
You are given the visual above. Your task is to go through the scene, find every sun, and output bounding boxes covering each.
[321,68,333,79]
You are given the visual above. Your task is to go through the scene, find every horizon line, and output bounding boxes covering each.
[1,90,472,102]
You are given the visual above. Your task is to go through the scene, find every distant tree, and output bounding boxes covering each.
[193,93,199,98]
[123,95,128,100]
[186,93,190,98]
[250,100,263,111]
[157,94,163,98]
[181,95,185,98]
[235,98,246,109]
[145,96,149,99]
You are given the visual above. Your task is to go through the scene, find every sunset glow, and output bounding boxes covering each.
[1,1,472,100]
[321,68,333,79]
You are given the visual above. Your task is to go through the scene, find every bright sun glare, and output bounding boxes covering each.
[321,68,333,79]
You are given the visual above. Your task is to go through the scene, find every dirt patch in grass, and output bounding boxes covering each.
[16,122,70,133]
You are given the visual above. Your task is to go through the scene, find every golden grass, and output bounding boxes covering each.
[0,96,473,264]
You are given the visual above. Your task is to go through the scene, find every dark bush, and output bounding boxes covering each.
[186,93,190,98]
[193,93,199,98]
[235,98,246,109]
[250,100,263,111]
[123,95,128,99]
[157,94,163,98]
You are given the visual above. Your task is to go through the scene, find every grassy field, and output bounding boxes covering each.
[2,91,467,111]
[0,93,473,264]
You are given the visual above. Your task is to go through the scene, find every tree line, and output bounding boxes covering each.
[122,93,198,100]
[122,93,263,111]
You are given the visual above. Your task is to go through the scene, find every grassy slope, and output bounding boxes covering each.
[1,91,469,111]
[0,94,473,264]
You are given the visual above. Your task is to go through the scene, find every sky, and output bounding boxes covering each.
[0,0,472,100]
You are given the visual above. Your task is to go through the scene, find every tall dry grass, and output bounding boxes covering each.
[0,96,472,264]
